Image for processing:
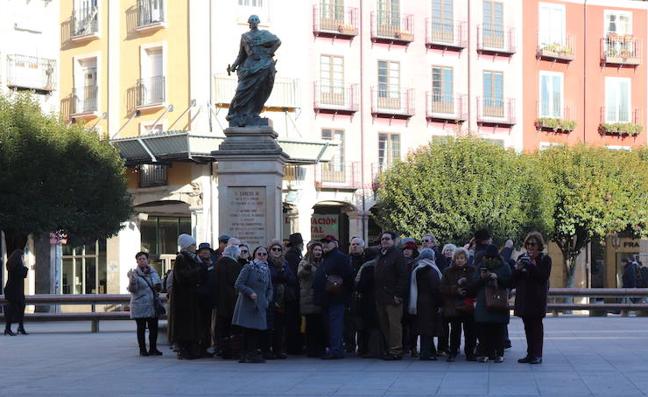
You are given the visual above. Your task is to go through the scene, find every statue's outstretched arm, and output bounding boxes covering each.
[228,37,247,73]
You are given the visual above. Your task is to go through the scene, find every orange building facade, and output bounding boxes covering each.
[523,0,648,152]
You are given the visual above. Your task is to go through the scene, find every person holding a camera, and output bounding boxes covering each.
[513,232,552,365]
[469,244,512,363]
[127,251,163,357]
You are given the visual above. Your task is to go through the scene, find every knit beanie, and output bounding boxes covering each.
[177,234,196,250]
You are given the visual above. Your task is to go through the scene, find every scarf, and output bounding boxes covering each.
[408,258,442,315]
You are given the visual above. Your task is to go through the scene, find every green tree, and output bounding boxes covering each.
[373,137,553,245]
[0,94,131,253]
[539,145,648,286]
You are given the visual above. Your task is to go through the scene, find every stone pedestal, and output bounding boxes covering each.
[212,125,289,248]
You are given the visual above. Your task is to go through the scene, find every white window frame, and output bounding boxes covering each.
[605,77,631,123]
[538,71,564,118]
[538,2,565,47]
[377,60,401,99]
[539,141,564,151]
[73,0,101,37]
[321,129,345,173]
[139,121,166,136]
[139,42,168,106]
[606,145,631,151]
[237,0,270,24]
[378,132,401,168]
[604,10,633,36]
[72,53,100,114]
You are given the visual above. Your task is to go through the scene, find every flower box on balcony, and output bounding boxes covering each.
[598,122,643,137]
[535,117,576,133]
[338,24,358,36]
[395,31,414,41]
[538,43,574,61]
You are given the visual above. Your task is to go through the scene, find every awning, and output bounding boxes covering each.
[111,132,336,165]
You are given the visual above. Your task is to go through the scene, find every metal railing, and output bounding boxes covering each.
[371,88,415,117]
[313,3,358,36]
[426,19,467,49]
[477,25,515,54]
[315,161,360,189]
[139,164,167,187]
[71,6,99,38]
[137,75,165,107]
[283,165,307,189]
[5,54,56,91]
[314,82,358,113]
[72,85,98,114]
[601,35,640,65]
[426,93,467,121]
[371,12,414,42]
[213,75,300,110]
[137,0,165,27]
[537,35,575,61]
[477,97,516,125]
[600,106,640,125]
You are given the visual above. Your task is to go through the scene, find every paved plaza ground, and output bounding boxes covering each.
[1,317,647,396]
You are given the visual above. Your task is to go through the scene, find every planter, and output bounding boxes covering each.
[598,122,643,137]
[535,117,576,133]
[338,25,358,36]
[395,31,414,41]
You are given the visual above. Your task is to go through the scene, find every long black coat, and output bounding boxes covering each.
[313,248,353,307]
[374,247,407,305]
[513,254,552,319]
[215,256,244,320]
[413,264,442,336]
[355,260,379,329]
[4,250,28,303]
[171,251,204,342]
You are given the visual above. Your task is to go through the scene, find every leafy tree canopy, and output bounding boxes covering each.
[0,94,131,251]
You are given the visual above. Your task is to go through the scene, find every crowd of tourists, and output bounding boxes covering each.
[126,229,557,365]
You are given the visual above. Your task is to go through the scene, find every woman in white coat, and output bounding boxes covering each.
[128,251,163,356]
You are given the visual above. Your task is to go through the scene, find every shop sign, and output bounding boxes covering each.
[311,214,339,240]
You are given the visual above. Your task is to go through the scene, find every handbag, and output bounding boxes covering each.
[139,275,166,317]
[484,280,509,312]
[325,274,344,295]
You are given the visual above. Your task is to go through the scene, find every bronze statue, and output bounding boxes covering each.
[226,15,282,127]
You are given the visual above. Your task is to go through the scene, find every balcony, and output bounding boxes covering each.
[535,106,576,133]
[71,6,99,40]
[138,164,168,188]
[476,97,516,126]
[599,107,642,137]
[601,34,640,66]
[5,54,56,93]
[213,75,300,112]
[537,37,575,62]
[283,165,307,190]
[71,85,98,117]
[136,0,165,30]
[371,88,415,119]
[426,19,467,50]
[136,76,166,109]
[477,25,515,56]
[426,93,467,123]
[371,12,414,45]
[314,83,358,115]
[313,3,358,39]
[315,162,360,190]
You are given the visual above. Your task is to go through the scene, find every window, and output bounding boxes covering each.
[378,60,400,107]
[239,0,263,6]
[378,132,400,169]
[139,46,165,106]
[139,164,168,187]
[320,0,345,26]
[140,216,191,275]
[74,57,98,114]
[320,55,344,105]
[322,129,345,181]
[483,71,503,117]
[377,0,400,36]
[431,0,454,43]
[605,77,631,123]
[61,240,107,295]
[605,10,632,35]
[483,0,504,49]
[538,3,565,47]
[238,0,268,21]
[431,66,454,113]
[539,72,563,118]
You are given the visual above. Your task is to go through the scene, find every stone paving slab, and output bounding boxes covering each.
[1,317,647,396]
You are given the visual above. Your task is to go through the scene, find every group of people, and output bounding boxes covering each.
[128,229,552,366]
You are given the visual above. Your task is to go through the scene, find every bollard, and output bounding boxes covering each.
[91,303,98,333]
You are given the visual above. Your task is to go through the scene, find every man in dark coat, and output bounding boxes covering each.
[374,232,408,360]
[197,243,217,357]
[284,233,304,354]
[313,235,353,359]
[215,244,244,358]
[346,237,366,354]
[171,234,204,359]
[355,248,382,357]
[421,234,449,354]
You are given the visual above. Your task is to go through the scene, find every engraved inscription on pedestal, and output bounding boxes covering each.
[227,186,266,247]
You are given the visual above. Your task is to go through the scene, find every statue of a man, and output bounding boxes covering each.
[226,15,282,127]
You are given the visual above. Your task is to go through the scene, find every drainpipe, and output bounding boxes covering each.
[209,0,214,133]
[583,0,587,144]
[359,0,367,241]
[467,0,472,134]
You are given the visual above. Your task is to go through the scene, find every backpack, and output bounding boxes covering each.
[637,265,648,288]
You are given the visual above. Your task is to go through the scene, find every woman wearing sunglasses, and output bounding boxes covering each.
[513,232,552,365]
[232,246,273,363]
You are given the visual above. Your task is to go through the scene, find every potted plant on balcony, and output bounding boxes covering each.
[608,32,619,41]
[598,122,643,137]
[535,117,576,133]
[395,30,414,41]
[338,24,358,35]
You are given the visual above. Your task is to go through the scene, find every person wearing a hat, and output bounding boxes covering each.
[284,233,304,354]
[313,235,353,359]
[171,234,205,359]
[196,242,218,357]
[214,234,230,260]
[468,244,512,363]
[401,240,420,358]
[374,231,408,360]
[215,244,245,359]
